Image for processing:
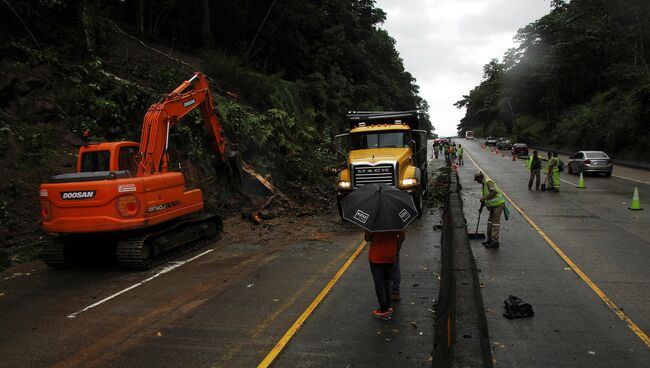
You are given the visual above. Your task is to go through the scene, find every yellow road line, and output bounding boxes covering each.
[257,239,368,367]
[466,152,650,349]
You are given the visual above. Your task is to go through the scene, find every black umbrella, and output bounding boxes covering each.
[341,184,418,232]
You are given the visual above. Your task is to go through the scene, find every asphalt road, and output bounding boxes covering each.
[456,138,650,367]
[0,148,443,367]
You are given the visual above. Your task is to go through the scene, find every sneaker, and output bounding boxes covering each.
[391,293,401,302]
[384,308,394,320]
[485,241,500,248]
[372,309,392,320]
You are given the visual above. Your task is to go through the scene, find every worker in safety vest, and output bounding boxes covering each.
[545,151,554,191]
[550,151,561,192]
[449,144,457,164]
[457,144,464,165]
[474,171,505,248]
[527,150,542,190]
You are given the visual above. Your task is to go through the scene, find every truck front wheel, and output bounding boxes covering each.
[412,188,423,217]
[336,196,344,218]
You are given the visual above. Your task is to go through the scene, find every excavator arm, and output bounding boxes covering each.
[137,72,226,176]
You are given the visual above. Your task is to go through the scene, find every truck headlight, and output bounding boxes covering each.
[338,180,352,189]
[401,178,417,186]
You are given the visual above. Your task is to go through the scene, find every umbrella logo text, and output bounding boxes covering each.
[399,209,411,222]
[354,210,370,224]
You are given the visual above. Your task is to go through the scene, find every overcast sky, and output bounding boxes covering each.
[374,0,552,136]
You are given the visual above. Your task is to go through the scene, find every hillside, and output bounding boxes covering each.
[0,0,430,268]
[456,0,650,162]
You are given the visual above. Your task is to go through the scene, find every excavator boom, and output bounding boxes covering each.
[138,72,226,175]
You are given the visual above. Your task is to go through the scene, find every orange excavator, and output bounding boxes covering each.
[39,72,229,269]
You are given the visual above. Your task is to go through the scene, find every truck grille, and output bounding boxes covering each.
[353,164,395,187]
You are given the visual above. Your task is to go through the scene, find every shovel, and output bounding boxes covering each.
[468,207,486,240]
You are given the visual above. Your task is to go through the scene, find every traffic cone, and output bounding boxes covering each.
[577,172,585,189]
[512,154,517,161]
[629,187,643,210]
[496,148,500,155]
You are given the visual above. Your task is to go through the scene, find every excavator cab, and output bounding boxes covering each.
[77,142,139,175]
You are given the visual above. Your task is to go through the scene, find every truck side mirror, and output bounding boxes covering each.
[334,133,348,156]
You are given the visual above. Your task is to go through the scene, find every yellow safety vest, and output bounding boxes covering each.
[482,179,506,208]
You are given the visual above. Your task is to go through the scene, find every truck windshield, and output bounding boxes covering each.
[349,131,409,150]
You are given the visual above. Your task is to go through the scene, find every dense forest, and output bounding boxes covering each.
[0,0,430,258]
[456,0,650,162]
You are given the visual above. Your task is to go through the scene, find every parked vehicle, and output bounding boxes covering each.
[567,151,613,176]
[497,139,512,150]
[465,130,474,140]
[485,136,497,146]
[512,143,529,156]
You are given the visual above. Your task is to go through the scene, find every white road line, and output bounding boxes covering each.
[561,179,577,187]
[612,175,650,185]
[67,249,213,319]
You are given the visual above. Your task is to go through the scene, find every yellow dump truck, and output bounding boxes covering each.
[335,111,428,217]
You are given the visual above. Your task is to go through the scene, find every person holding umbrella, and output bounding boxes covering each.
[340,183,418,320]
[364,230,405,319]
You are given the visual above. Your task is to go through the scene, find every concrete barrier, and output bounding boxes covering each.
[433,168,493,368]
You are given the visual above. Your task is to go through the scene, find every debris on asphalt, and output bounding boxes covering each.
[410,321,418,328]
[246,284,254,288]
[503,295,535,319]
[588,351,596,355]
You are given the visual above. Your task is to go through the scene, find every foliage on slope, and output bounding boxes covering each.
[456,0,650,161]
[0,0,429,259]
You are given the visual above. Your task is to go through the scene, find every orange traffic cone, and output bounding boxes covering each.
[512,154,517,161]
[496,148,500,155]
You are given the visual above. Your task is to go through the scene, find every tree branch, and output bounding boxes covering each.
[2,0,40,48]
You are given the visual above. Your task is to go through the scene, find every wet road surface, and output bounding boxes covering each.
[457,139,650,367]
[0,148,443,367]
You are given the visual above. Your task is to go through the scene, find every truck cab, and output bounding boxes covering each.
[336,111,428,217]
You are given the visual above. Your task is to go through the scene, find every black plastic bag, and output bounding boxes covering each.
[503,295,534,319]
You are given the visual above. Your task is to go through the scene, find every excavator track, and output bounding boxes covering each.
[116,214,223,270]
[41,214,222,270]
[41,237,69,268]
